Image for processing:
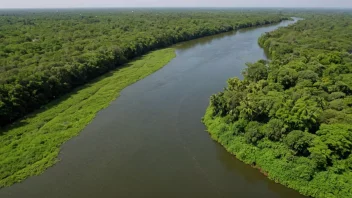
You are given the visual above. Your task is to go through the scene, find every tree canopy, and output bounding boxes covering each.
[204,13,352,198]
[0,9,287,127]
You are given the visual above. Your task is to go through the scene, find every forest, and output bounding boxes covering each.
[203,13,352,197]
[0,10,290,188]
[0,9,287,127]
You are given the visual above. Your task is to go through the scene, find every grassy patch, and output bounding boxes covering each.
[0,48,175,188]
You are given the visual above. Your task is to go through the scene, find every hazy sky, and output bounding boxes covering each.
[1,0,352,9]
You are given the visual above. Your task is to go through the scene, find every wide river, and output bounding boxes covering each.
[1,19,306,198]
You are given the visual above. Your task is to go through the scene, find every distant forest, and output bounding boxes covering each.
[204,13,352,197]
[0,10,286,127]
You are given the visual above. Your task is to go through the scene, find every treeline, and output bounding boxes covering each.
[0,10,286,127]
[204,14,352,197]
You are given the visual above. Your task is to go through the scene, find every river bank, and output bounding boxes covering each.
[0,49,175,188]
[0,19,287,189]
[203,15,352,198]
[0,19,304,198]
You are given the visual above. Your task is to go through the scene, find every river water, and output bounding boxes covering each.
[0,19,306,198]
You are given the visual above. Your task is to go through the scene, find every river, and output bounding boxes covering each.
[0,19,306,198]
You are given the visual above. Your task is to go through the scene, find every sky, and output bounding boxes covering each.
[1,0,352,9]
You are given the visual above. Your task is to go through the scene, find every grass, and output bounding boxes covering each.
[0,48,176,188]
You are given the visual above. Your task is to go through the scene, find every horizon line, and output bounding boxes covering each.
[0,6,352,10]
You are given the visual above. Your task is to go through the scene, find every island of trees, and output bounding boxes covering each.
[204,13,352,198]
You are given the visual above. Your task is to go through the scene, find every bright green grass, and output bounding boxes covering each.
[0,48,176,188]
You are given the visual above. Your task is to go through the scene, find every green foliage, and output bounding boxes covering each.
[284,130,313,156]
[329,99,346,111]
[244,121,264,144]
[317,124,352,159]
[318,52,343,65]
[233,119,248,135]
[328,92,346,101]
[346,155,352,170]
[0,10,287,127]
[0,10,289,188]
[265,118,286,141]
[308,137,331,170]
[298,70,319,83]
[243,61,268,82]
[204,13,352,198]
[289,97,323,130]
[0,48,175,188]
[277,68,298,89]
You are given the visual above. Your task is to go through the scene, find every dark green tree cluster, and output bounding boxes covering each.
[205,14,352,197]
[0,9,286,127]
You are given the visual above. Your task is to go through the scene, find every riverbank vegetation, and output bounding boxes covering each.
[0,10,286,127]
[0,9,288,188]
[203,14,352,197]
[0,48,175,187]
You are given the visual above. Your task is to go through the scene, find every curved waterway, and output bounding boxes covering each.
[1,19,306,198]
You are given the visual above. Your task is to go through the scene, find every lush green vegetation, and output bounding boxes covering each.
[0,48,175,188]
[0,9,286,127]
[0,9,289,188]
[203,14,352,198]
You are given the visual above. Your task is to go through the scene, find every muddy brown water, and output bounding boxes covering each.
[0,19,306,198]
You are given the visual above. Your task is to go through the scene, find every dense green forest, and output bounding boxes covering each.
[0,10,286,127]
[204,14,352,197]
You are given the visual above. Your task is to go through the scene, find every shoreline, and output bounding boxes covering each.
[0,19,289,188]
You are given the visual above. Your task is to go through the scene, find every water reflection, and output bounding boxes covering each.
[175,31,237,51]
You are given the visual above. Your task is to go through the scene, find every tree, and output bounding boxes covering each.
[279,96,323,131]
[309,137,331,170]
[265,119,286,141]
[298,70,319,83]
[233,119,249,135]
[244,121,264,144]
[277,68,298,89]
[317,124,352,159]
[284,130,313,156]
[243,62,268,82]
[205,14,352,197]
